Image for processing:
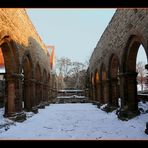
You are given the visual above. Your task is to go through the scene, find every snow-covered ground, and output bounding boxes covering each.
[0,103,148,140]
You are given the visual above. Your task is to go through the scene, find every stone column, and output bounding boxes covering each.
[38,81,43,103]
[94,83,98,101]
[24,79,31,111]
[126,72,138,111]
[97,82,101,102]
[92,84,95,101]
[118,72,139,119]
[12,73,24,113]
[4,77,15,117]
[29,79,36,107]
[4,74,26,121]
[110,78,119,107]
[102,79,110,104]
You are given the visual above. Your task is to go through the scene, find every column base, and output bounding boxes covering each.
[32,107,38,114]
[117,109,140,121]
[37,103,45,109]
[6,112,26,122]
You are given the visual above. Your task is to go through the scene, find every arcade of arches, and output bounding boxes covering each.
[88,9,148,119]
[0,9,56,121]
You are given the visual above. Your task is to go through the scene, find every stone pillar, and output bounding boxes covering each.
[97,82,101,102]
[102,79,110,104]
[110,78,119,107]
[4,73,26,121]
[12,73,24,113]
[40,81,43,102]
[4,77,15,117]
[126,72,138,111]
[118,72,139,120]
[24,79,32,111]
[92,84,95,101]
[119,73,127,109]
[29,79,36,107]
[94,84,98,101]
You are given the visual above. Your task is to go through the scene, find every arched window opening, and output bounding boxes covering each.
[136,45,148,92]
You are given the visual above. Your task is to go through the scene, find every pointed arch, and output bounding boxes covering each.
[121,35,148,112]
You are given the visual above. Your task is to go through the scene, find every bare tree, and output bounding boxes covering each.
[56,57,88,89]
[136,61,147,91]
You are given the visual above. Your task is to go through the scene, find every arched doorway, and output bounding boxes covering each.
[109,54,120,107]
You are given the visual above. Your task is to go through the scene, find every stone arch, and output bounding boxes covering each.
[108,54,120,107]
[0,33,20,116]
[121,35,147,113]
[21,51,34,111]
[35,62,42,105]
[100,63,107,104]
[94,69,100,101]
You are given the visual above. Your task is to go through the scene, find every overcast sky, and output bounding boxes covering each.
[26,9,147,65]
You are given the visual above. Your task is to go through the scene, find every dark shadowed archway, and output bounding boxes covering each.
[21,51,33,111]
[109,54,120,107]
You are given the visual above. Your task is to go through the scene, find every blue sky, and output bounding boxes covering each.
[26,9,147,65]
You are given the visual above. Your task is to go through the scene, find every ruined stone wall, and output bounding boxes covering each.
[89,9,148,74]
[0,8,50,74]
[89,8,148,119]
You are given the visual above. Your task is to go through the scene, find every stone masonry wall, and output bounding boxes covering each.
[0,8,50,73]
[89,9,148,73]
